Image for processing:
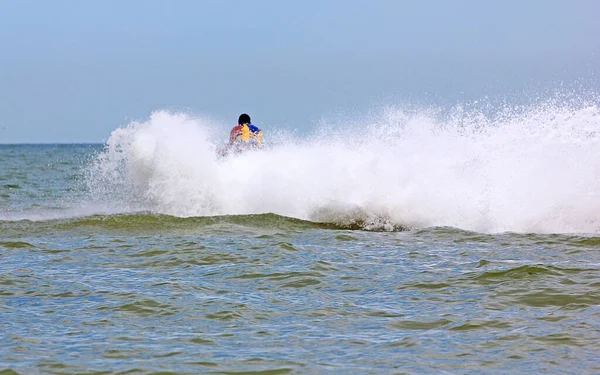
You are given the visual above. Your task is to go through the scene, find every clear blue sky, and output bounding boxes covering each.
[1,0,599,143]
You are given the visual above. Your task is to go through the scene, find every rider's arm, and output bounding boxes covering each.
[229,126,239,145]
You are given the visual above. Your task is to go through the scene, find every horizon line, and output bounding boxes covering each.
[0,142,105,146]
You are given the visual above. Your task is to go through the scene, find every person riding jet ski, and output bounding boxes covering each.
[229,113,263,151]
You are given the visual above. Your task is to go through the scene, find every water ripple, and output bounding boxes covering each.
[1,225,600,373]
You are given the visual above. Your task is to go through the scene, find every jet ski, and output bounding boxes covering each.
[217,142,262,158]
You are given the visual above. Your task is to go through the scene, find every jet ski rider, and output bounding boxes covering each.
[229,113,263,150]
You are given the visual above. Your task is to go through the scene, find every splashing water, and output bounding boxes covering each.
[87,97,600,233]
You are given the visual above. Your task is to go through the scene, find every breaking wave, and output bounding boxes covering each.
[85,94,600,233]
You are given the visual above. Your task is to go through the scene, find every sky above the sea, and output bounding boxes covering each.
[1,0,599,143]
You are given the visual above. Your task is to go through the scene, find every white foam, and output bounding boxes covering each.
[86,98,600,234]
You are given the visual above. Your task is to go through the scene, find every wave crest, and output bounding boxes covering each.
[85,96,600,233]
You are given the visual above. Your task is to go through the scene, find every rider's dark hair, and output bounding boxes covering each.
[238,113,251,125]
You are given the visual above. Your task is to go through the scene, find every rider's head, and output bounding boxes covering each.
[238,113,251,125]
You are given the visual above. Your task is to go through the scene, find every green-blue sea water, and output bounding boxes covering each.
[2,106,600,375]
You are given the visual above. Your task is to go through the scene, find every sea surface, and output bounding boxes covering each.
[2,102,600,374]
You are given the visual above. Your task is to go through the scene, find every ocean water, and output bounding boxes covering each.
[2,99,600,374]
